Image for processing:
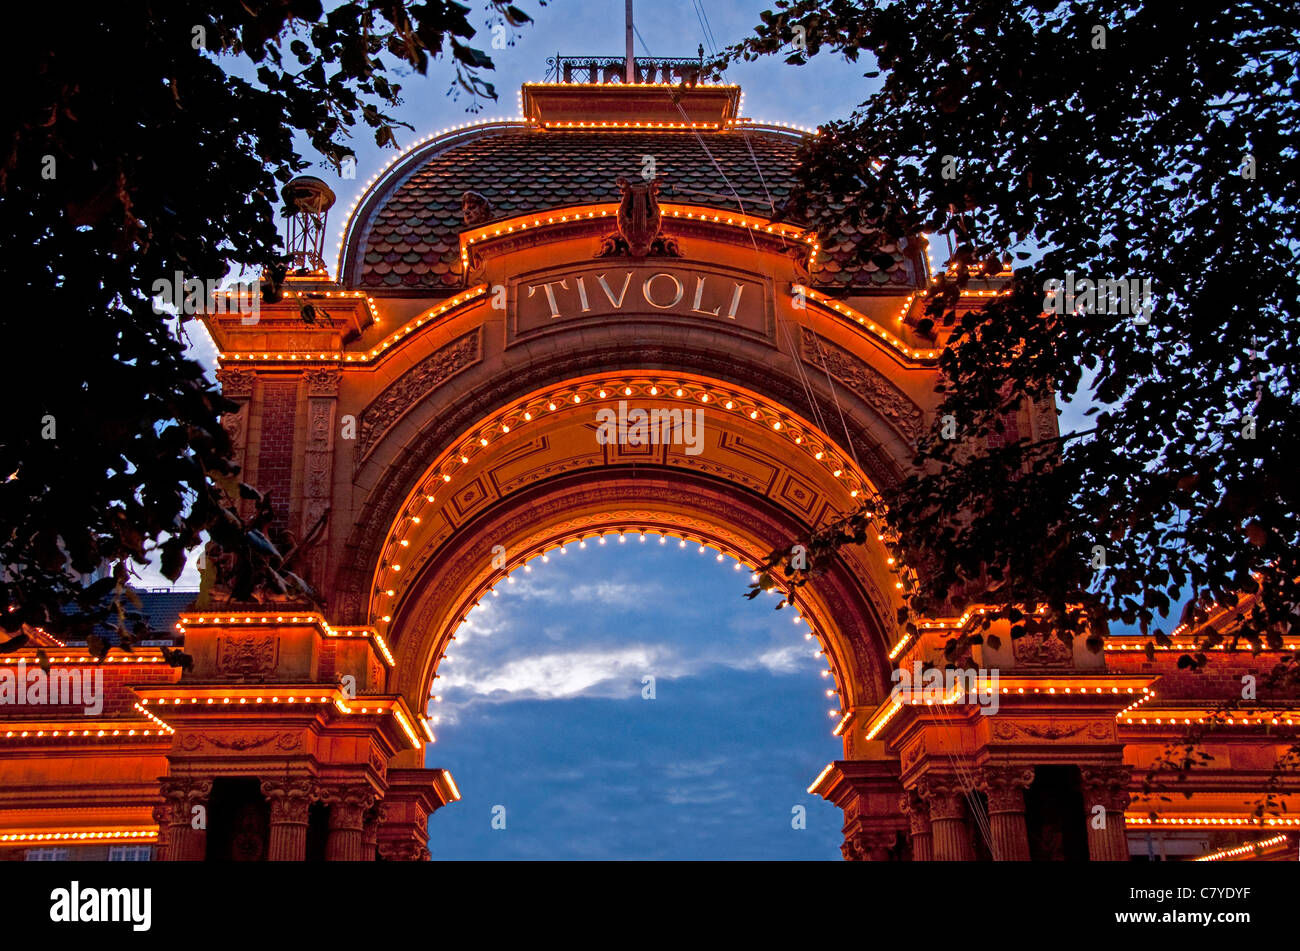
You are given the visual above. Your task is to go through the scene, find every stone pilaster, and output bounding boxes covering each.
[1082,765,1132,861]
[917,778,975,861]
[322,784,375,862]
[216,368,254,520]
[157,778,212,861]
[301,368,339,587]
[978,765,1035,861]
[261,777,320,861]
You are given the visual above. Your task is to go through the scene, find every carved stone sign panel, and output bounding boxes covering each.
[509,264,773,344]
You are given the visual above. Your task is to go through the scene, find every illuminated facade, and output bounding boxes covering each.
[1,64,1295,861]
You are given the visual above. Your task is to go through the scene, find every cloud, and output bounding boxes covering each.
[568,580,664,604]
[663,781,739,806]
[746,644,816,675]
[438,645,667,700]
[662,757,728,780]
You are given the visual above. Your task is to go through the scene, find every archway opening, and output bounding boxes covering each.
[423,532,844,858]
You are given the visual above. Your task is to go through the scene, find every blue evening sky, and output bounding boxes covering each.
[426,537,844,859]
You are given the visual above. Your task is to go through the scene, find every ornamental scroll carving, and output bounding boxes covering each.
[993,720,1092,741]
[305,368,340,397]
[261,778,320,825]
[357,330,482,460]
[799,327,924,443]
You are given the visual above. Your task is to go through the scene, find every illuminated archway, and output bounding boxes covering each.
[346,367,911,752]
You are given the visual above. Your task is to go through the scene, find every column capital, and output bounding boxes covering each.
[1081,765,1132,812]
[322,785,377,831]
[899,789,930,834]
[159,776,213,804]
[855,828,899,860]
[977,765,1036,813]
[377,841,431,862]
[915,777,969,821]
[157,777,212,824]
[261,777,321,825]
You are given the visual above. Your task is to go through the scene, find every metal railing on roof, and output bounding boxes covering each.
[544,55,722,86]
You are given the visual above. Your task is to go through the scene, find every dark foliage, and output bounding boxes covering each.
[731,1,1300,665]
[0,1,531,654]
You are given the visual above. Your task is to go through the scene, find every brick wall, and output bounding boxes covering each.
[1109,651,1295,702]
[0,661,180,719]
[257,382,298,528]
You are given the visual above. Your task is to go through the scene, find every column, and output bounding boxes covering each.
[261,778,319,861]
[322,785,376,862]
[918,778,975,861]
[361,803,386,862]
[899,790,933,862]
[978,765,1035,861]
[1081,765,1132,861]
[157,778,212,861]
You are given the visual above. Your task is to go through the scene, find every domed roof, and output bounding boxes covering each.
[340,88,924,292]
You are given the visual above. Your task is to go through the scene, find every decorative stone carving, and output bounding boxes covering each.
[978,765,1036,861]
[207,733,277,752]
[461,190,494,226]
[261,778,320,825]
[852,828,900,861]
[158,777,213,824]
[902,741,926,772]
[977,765,1036,813]
[915,778,969,821]
[1081,765,1133,813]
[157,778,213,862]
[307,402,333,451]
[305,450,331,498]
[305,368,340,397]
[1013,632,1073,667]
[322,786,376,831]
[914,778,974,860]
[217,368,255,399]
[216,633,278,677]
[1081,764,1133,861]
[994,720,1086,741]
[799,327,924,443]
[898,789,932,860]
[1088,720,1114,740]
[221,406,246,452]
[377,841,430,862]
[357,330,482,459]
[1031,396,1060,443]
[1020,722,1085,740]
[596,178,681,258]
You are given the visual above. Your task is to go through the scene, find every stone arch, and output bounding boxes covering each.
[331,310,927,630]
